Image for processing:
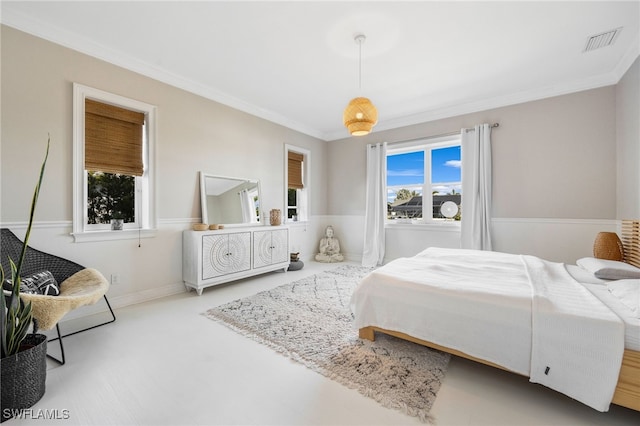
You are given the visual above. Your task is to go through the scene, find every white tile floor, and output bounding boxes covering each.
[7,262,640,425]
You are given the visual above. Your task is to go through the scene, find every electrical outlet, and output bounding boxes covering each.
[110,274,121,285]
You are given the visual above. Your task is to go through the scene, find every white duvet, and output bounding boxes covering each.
[350,247,625,411]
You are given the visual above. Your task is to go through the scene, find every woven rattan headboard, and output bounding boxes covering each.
[621,220,640,268]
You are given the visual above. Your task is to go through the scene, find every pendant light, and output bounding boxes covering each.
[343,34,378,136]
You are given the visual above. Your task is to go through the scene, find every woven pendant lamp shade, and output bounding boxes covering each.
[593,231,624,261]
[343,97,378,136]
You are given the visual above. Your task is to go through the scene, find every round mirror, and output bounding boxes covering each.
[440,201,459,219]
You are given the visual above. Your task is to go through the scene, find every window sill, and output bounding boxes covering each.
[71,228,157,243]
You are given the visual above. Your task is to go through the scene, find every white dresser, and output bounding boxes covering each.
[183,226,289,295]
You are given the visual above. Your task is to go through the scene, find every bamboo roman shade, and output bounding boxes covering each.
[85,99,145,176]
[288,152,304,189]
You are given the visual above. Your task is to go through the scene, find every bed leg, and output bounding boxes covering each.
[359,327,375,341]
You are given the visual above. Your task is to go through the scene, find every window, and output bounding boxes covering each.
[387,135,461,223]
[72,84,157,242]
[284,145,310,222]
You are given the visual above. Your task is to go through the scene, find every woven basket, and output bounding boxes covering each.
[593,232,624,261]
[269,209,281,226]
[1,334,47,423]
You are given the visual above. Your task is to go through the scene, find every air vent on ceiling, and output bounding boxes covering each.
[584,27,622,52]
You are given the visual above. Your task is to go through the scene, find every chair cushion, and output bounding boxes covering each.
[20,268,110,330]
[3,270,60,296]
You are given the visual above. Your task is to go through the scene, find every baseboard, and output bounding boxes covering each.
[107,281,187,309]
[57,281,187,326]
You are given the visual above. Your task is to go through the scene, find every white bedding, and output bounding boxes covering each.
[583,283,640,351]
[565,265,640,350]
[350,247,625,411]
[351,248,534,374]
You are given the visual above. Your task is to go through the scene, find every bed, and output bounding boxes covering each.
[351,246,640,412]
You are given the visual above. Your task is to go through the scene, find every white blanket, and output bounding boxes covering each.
[351,247,625,411]
[524,255,624,411]
[352,248,534,374]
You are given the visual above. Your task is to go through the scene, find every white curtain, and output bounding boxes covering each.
[297,188,308,221]
[461,124,493,250]
[362,142,387,267]
[239,189,256,223]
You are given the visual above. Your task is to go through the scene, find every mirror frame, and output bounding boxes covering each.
[199,172,262,227]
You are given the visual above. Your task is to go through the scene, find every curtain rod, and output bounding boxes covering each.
[386,122,500,146]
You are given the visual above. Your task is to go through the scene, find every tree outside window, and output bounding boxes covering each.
[87,172,135,224]
[387,137,461,222]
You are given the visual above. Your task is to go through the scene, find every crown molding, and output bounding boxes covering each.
[3,7,637,143]
[613,34,640,81]
[0,9,326,141]
[324,36,640,141]
[324,68,626,141]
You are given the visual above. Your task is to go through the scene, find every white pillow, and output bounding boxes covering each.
[565,264,609,284]
[576,257,640,280]
[607,279,640,318]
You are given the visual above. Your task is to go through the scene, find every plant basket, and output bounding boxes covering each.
[0,334,47,422]
[593,232,624,261]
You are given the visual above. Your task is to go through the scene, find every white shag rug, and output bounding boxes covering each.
[203,264,450,423]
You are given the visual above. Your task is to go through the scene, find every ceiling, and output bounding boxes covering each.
[2,1,638,141]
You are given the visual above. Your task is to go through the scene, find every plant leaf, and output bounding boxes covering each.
[1,136,49,357]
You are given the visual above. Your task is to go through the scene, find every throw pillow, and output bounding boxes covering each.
[2,270,60,296]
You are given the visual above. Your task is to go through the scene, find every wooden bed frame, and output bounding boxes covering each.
[359,326,640,412]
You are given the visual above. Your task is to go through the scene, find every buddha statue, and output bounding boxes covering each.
[315,225,344,263]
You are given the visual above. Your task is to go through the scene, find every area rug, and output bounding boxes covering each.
[203,264,450,423]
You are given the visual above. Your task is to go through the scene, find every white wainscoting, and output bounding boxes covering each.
[0,217,618,326]
[384,222,462,262]
[1,218,328,325]
[491,218,618,264]
[313,216,620,266]
[2,220,190,324]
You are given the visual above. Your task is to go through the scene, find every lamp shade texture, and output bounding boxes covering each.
[343,97,378,136]
[593,231,624,261]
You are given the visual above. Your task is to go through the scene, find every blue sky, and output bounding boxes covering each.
[387,146,461,201]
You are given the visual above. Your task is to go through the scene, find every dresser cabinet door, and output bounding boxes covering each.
[202,232,251,279]
[269,229,289,264]
[253,229,288,268]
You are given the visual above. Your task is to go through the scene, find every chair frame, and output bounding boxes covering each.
[1,228,116,365]
[46,295,116,365]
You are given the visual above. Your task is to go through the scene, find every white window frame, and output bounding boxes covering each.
[283,144,310,223]
[72,83,157,242]
[386,134,461,224]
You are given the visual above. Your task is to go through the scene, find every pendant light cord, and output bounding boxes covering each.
[358,37,362,91]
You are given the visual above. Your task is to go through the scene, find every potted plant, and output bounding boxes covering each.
[1,138,50,422]
[110,211,124,231]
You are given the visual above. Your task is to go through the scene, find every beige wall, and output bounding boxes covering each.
[326,81,629,263]
[1,26,328,224]
[1,23,636,309]
[0,26,328,310]
[616,56,640,220]
[328,86,618,219]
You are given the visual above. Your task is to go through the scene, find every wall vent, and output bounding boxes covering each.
[584,27,622,52]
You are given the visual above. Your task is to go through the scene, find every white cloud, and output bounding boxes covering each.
[387,169,424,177]
[445,160,461,168]
[433,183,462,195]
